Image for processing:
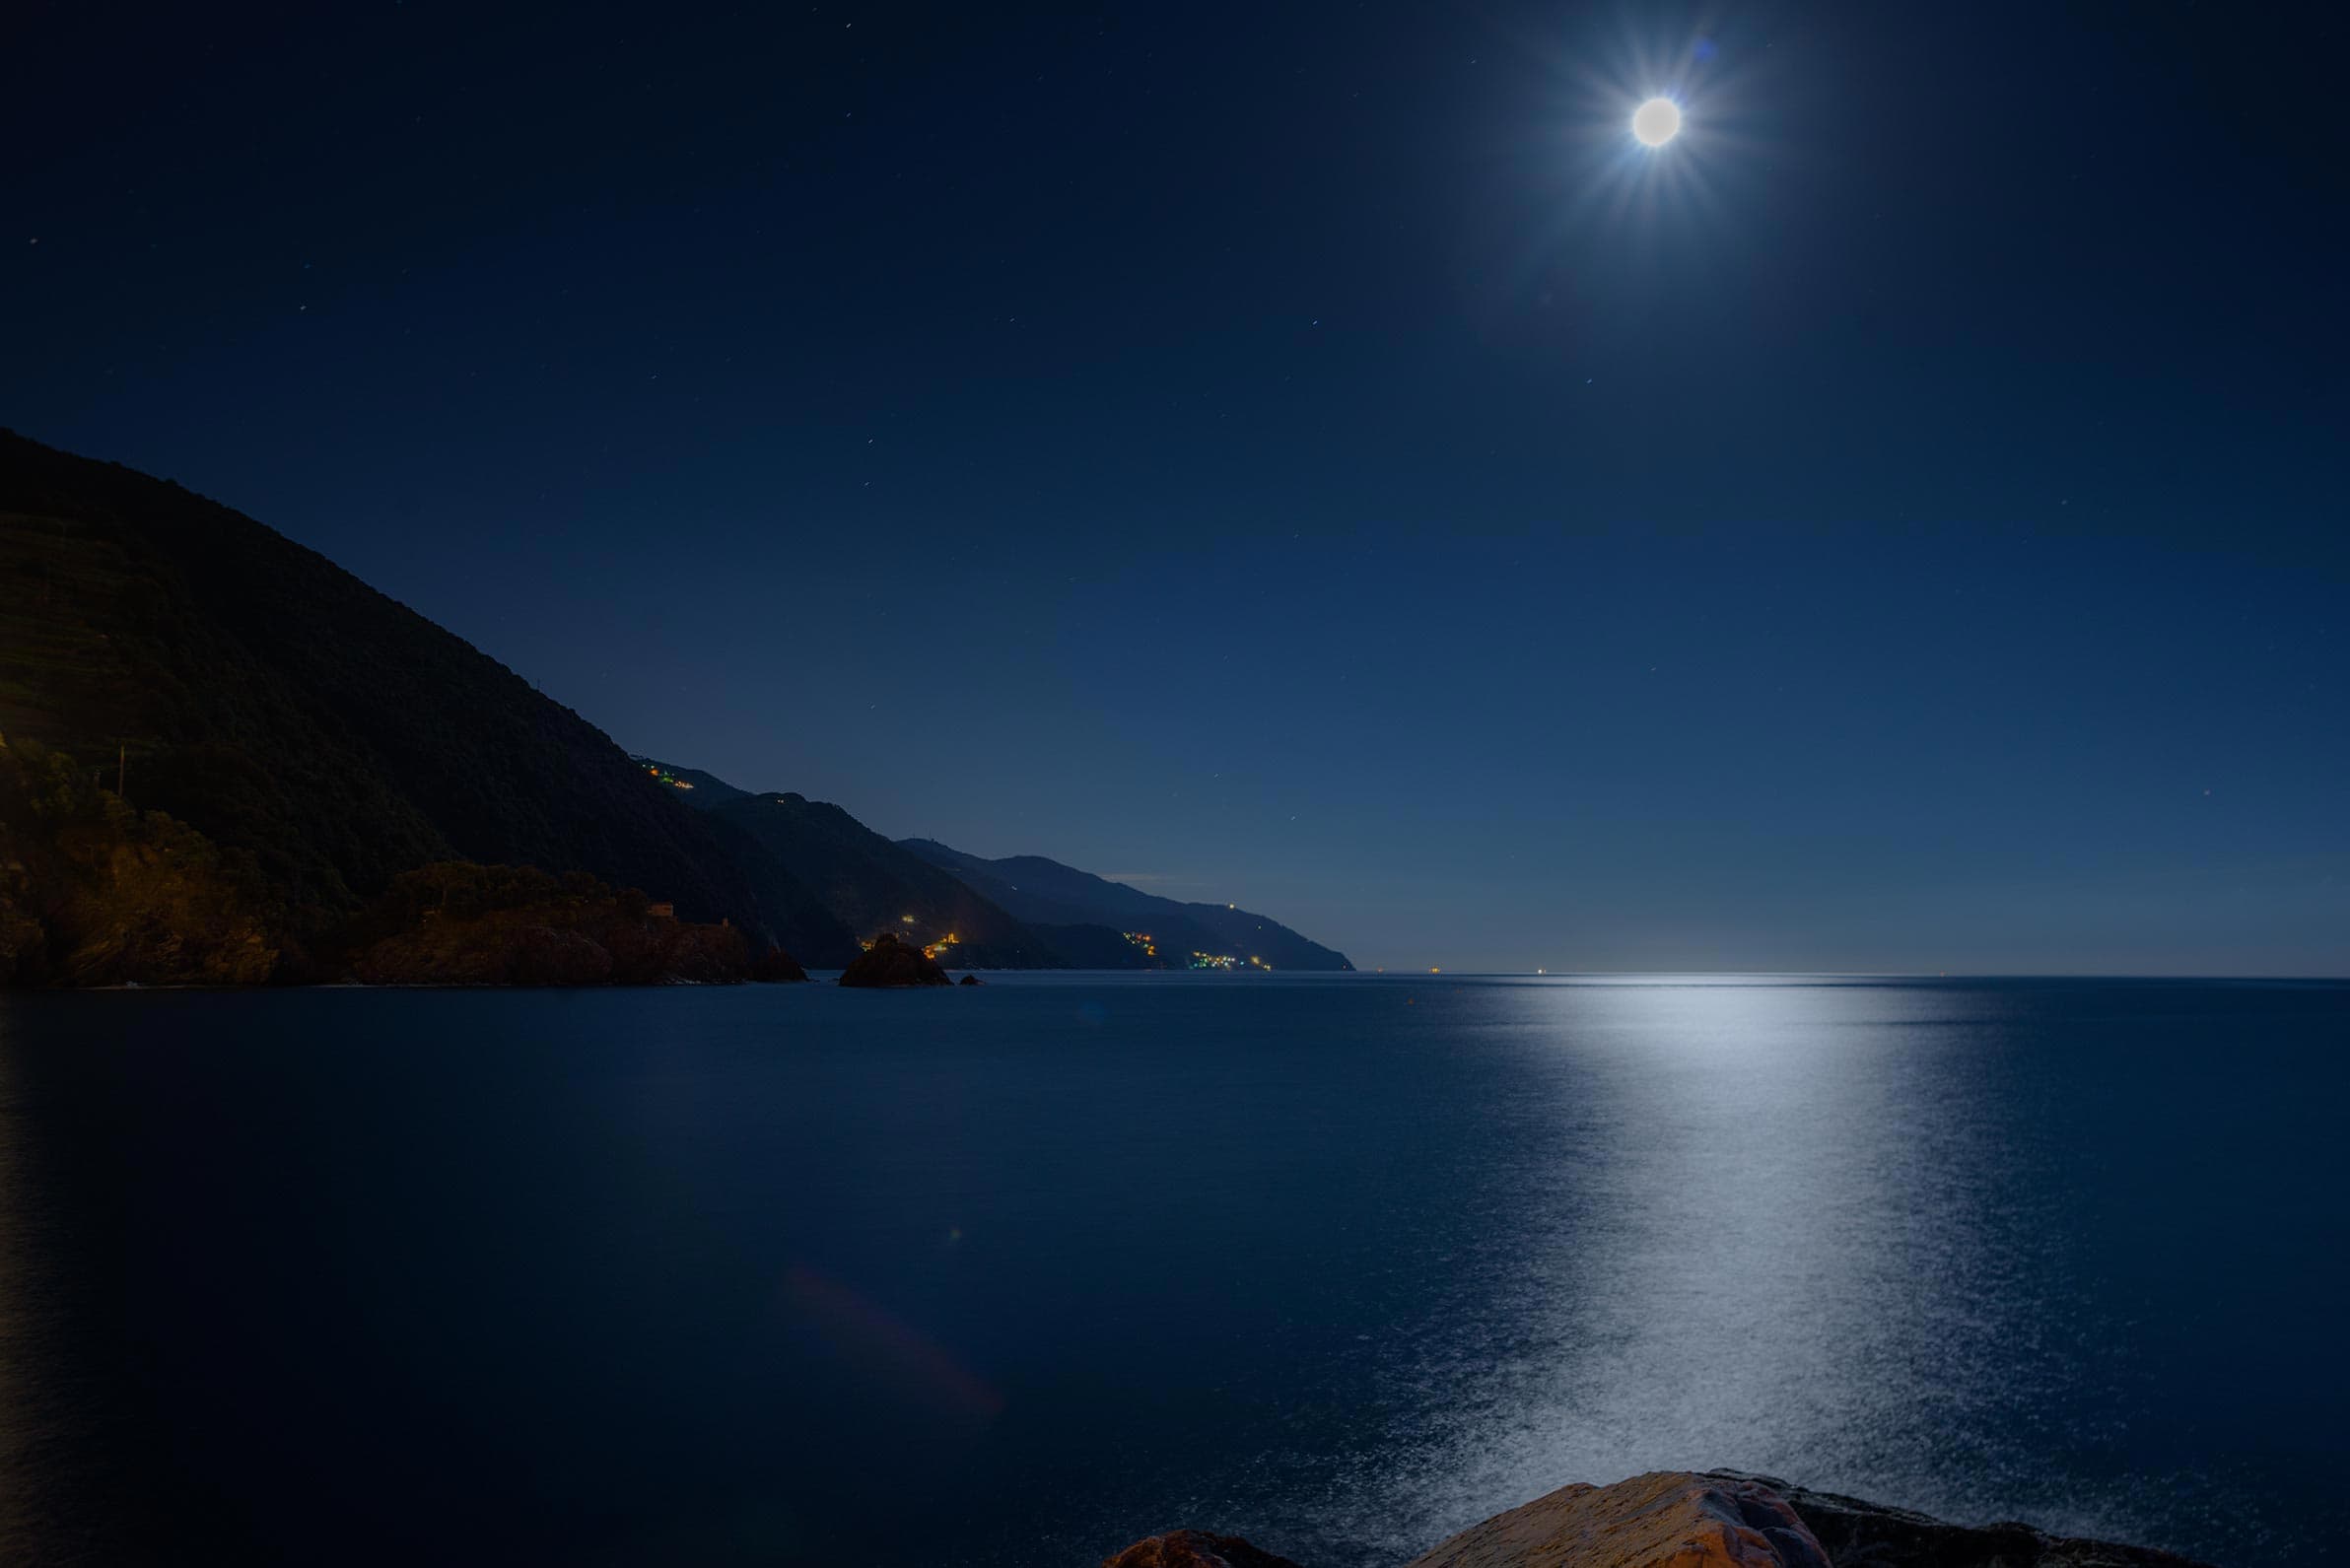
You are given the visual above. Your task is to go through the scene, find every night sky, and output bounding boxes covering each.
[6,2,2343,974]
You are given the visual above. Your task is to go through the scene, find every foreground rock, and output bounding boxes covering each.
[837,929,951,988]
[1105,1471,2213,1568]
[1104,1531,1307,1568]
[1405,1472,1828,1568]
[1706,1472,2210,1568]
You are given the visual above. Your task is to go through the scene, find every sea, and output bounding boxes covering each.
[1,975,2342,1566]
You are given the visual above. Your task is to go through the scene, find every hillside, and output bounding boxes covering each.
[0,430,860,973]
[335,861,802,987]
[636,759,752,808]
[0,734,281,986]
[641,760,1062,968]
[899,839,1353,971]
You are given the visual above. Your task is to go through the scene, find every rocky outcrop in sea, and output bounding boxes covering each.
[837,929,953,988]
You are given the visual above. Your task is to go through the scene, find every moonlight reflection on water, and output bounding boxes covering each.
[0,978,2339,1566]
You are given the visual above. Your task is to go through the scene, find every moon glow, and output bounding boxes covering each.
[1631,98,1683,147]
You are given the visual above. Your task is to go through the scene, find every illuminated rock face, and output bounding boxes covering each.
[1402,1472,1830,1568]
[1098,1470,2216,1568]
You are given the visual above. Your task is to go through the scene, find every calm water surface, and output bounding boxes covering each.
[1,976,2342,1565]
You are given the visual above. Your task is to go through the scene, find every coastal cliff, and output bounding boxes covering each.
[336,861,807,986]
[0,433,1355,988]
[901,837,1355,972]
[1103,1471,2211,1568]
[0,429,860,973]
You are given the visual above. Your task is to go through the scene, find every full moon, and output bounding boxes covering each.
[1631,98,1683,147]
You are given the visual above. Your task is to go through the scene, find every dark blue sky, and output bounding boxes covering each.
[6,2,2343,972]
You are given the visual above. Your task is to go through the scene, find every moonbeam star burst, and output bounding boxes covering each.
[1631,96,1683,146]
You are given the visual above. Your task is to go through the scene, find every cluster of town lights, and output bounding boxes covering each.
[1123,931,1267,970]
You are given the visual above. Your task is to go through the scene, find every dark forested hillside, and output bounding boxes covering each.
[642,759,1061,968]
[0,735,281,986]
[0,432,1356,985]
[0,431,859,973]
[899,839,1353,971]
[334,861,802,987]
